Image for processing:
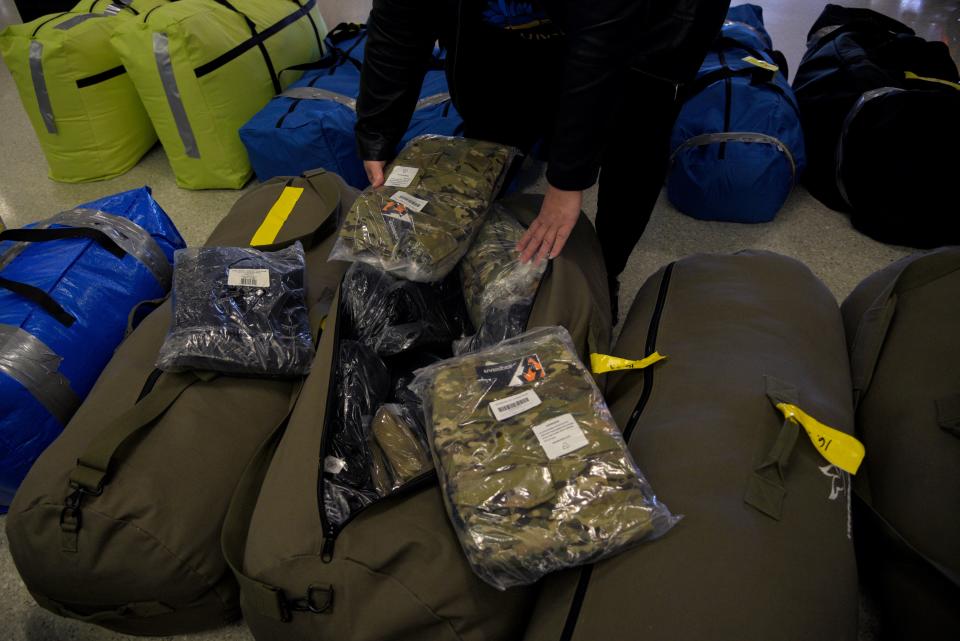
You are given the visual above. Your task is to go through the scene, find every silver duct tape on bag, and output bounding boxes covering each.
[723,20,767,43]
[808,24,842,48]
[29,41,57,134]
[54,14,106,30]
[46,209,173,289]
[835,87,903,209]
[0,324,80,426]
[153,32,200,159]
[414,92,451,110]
[280,86,357,109]
[670,131,798,179]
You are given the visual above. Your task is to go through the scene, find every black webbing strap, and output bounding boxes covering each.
[0,226,126,258]
[0,276,75,327]
[293,0,323,58]
[76,65,126,88]
[195,0,319,93]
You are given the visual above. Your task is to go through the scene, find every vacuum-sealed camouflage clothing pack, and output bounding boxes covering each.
[371,404,434,488]
[156,242,312,376]
[410,327,676,590]
[330,135,516,282]
[455,205,547,355]
[342,262,466,357]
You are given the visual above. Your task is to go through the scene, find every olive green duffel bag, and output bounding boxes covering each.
[6,169,355,636]
[842,247,960,641]
[524,251,862,641]
[221,192,611,641]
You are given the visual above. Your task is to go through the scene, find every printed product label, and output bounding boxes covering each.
[477,354,546,388]
[381,199,416,242]
[532,413,589,459]
[490,389,542,421]
[384,166,419,188]
[227,268,270,288]
[390,191,428,212]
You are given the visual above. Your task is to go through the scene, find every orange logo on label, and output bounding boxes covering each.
[521,356,545,383]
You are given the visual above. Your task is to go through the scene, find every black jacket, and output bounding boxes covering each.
[355,0,728,191]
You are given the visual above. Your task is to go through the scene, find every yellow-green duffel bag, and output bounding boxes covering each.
[0,3,165,183]
[111,0,326,190]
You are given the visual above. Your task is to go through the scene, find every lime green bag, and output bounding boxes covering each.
[0,4,165,183]
[111,0,326,190]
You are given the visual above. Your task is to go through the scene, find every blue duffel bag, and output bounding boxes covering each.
[667,4,805,223]
[241,22,463,188]
[0,187,184,509]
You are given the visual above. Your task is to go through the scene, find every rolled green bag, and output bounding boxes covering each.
[410,326,676,590]
[455,204,547,354]
[0,4,164,182]
[330,135,516,282]
[371,403,433,486]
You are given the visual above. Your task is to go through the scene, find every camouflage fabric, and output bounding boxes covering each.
[410,327,675,590]
[331,135,515,282]
[371,404,433,486]
[455,206,546,355]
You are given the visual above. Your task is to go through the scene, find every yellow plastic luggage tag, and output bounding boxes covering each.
[775,403,865,474]
[742,56,779,73]
[590,352,666,374]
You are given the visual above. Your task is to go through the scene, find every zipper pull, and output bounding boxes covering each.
[321,537,335,563]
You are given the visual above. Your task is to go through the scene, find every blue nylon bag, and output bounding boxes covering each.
[0,187,184,509]
[240,23,463,188]
[667,4,806,223]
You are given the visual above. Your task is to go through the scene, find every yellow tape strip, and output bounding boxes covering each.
[590,352,666,374]
[250,186,304,247]
[904,71,960,91]
[775,403,865,474]
[742,55,779,73]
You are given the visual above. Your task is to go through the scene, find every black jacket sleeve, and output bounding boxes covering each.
[355,0,442,161]
[546,0,728,191]
[545,0,645,191]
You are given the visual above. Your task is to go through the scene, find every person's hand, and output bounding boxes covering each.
[517,185,582,264]
[364,160,386,188]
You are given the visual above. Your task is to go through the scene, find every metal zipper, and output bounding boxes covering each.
[558,261,675,641]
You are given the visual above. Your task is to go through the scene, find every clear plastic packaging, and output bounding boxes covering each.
[342,262,467,357]
[156,243,312,376]
[329,135,517,282]
[323,340,392,529]
[370,404,434,487]
[409,326,677,590]
[454,206,547,355]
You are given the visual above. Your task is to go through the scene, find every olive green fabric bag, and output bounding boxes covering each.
[842,247,960,641]
[221,192,611,641]
[5,169,355,636]
[524,251,860,641]
[0,4,165,183]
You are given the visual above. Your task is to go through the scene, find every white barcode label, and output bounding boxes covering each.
[384,165,419,188]
[532,413,589,460]
[227,268,270,288]
[489,389,542,421]
[390,191,428,212]
[324,456,346,474]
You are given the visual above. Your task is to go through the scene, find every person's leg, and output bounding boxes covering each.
[596,71,681,283]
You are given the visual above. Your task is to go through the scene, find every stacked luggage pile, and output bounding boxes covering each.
[0,3,957,641]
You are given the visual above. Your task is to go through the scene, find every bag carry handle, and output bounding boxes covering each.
[0,276,76,327]
[0,226,126,258]
[850,249,960,406]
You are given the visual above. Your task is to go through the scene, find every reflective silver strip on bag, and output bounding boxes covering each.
[153,32,200,159]
[415,92,451,110]
[54,14,106,30]
[808,25,842,48]
[46,209,173,289]
[670,131,798,180]
[835,87,902,209]
[0,324,80,426]
[723,20,766,42]
[29,41,57,134]
[280,86,357,110]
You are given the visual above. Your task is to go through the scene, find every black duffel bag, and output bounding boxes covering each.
[793,4,960,248]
